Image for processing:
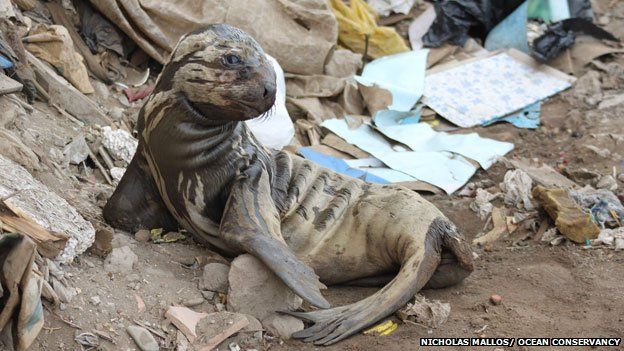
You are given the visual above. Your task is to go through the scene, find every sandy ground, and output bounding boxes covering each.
[5,1,623,350]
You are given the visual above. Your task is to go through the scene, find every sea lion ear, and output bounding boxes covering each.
[219,162,330,309]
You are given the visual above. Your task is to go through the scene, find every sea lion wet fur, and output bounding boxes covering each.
[104,24,474,345]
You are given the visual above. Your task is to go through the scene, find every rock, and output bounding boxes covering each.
[596,175,618,191]
[490,294,502,305]
[183,297,204,307]
[134,229,150,243]
[195,312,249,350]
[104,246,138,273]
[201,291,215,300]
[200,263,230,293]
[90,296,101,306]
[532,186,600,243]
[63,134,90,165]
[573,70,602,106]
[598,93,624,109]
[90,227,113,257]
[241,314,263,332]
[262,314,303,340]
[109,106,124,120]
[126,325,159,351]
[110,167,126,182]
[585,145,610,158]
[175,331,191,351]
[101,126,138,165]
[111,232,133,248]
[227,254,302,320]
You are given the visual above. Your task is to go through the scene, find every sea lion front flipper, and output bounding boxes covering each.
[104,146,179,233]
[220,163,330,309]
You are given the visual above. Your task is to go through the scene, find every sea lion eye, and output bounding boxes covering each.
[223,54,241,66]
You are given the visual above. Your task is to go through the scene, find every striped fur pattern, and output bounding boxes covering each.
[104,24,474,346]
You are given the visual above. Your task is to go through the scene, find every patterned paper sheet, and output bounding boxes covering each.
[422,52,572,127]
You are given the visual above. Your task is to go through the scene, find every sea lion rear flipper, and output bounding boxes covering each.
[220,164,330,309]
[103,147,178,232]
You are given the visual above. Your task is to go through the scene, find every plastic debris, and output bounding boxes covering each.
[423,0,524,48]
[362,320,398,336]
[367,0,416,16]
[245,55,294,150]
[355,49,429,112]
[470,189,499,220]
[321,118,477,193]
[570,186,624,228]
[150,228,186,244]
[592,227,624,250]
[330,0,409,59]
[397,295,451,328]
[500,169,534,210]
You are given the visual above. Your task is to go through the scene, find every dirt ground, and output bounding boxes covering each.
[8,1,624,351]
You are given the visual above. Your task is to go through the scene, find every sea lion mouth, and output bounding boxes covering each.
[180,93,270,121]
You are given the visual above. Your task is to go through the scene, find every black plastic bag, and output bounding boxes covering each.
[423,0,525,47]
[531,18,619,62]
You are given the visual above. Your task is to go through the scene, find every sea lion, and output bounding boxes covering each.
[104,24,474,345]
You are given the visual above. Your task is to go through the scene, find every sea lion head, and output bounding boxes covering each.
[157,24,277,121]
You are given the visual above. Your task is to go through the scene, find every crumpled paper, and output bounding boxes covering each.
[397,294,450,328]
[500,169,534,210]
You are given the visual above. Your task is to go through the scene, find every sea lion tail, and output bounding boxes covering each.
[285,217,473,346]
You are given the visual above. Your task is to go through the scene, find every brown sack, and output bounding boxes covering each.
[88,0,338,75]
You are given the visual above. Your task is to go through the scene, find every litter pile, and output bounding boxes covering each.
[0,0,622,349]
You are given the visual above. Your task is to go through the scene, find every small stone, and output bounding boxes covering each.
[134,229,150,243]
[227,254,302,320]
[262,314,304,340]
[201,291,215,300]
[109,107,124,120]
[596,175,618,191]
[183,297,205,307]
[200,263,230,293]
[104,246,138,273]
[126,325,159,351]
[215,303,226,312]
[90,296,101,306]
[490,294,502,305]
[532,186,600,243]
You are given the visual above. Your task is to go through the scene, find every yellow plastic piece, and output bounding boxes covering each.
[329,0,409,59]
[363,320,398,336]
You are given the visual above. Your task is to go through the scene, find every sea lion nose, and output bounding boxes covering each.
[263,82,276,99]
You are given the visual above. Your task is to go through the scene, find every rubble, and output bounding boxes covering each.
[104,246,138,273]
[200,262,230,293]
[262,314,304,340]
[227,254,302,320]
[470,189,499,220]
[533,186,600,243]
[0,154,95,263]
[500,169,534,210]
[100,126,138,165]
[127,325,159,351]
[396,295,450,328]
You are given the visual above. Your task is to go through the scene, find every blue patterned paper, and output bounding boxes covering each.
[423,52,571,127]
